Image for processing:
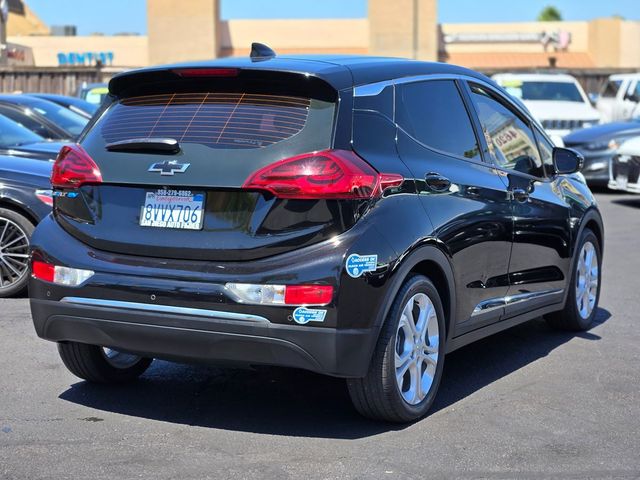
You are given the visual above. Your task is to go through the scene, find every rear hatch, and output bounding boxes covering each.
[53,67,363,261]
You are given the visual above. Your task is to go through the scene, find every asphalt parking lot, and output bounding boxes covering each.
[1,191,639,480]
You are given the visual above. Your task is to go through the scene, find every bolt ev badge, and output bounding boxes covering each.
[148,160,190,176]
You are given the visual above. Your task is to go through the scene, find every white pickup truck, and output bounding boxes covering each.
[596,73,640,123]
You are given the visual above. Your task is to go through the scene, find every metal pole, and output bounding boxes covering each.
[412,0,419,59]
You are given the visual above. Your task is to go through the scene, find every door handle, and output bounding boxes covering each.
[425,172,451,192]
[511,188,529,202]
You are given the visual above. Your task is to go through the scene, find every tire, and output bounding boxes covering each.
[545,228,602,331]
[0,208,34,298]
[58,342,153,383]
[347,274,446,422]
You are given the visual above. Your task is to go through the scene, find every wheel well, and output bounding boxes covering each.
[409,260,452,336]
[0,200,38,226]
[584,218,603,250]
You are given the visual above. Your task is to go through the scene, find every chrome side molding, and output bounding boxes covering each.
[472,289,564,316]
[60,297,270,323]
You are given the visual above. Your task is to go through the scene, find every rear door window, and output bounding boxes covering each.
[396,80,481,161]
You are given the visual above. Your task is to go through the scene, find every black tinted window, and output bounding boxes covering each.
[397,80,480,160]
[600,80,621,98]
[101,93,312,150]
[469,84,544,178]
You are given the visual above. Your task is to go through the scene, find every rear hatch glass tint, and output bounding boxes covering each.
[101,93,311,150]
[81,91,335,188]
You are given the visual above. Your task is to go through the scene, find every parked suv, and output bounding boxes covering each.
[29,50,603,422]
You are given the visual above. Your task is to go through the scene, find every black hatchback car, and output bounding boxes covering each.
[29,51,603,422]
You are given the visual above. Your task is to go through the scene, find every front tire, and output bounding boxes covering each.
[58,342,153,383]
[545,228,601,331]
[347,275,446,422]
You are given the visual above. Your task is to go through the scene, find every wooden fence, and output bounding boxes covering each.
[0,67,123,96]
[0,65,637,98]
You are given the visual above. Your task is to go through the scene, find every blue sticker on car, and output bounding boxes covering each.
[292,307,327,325]
[345,253,378,278]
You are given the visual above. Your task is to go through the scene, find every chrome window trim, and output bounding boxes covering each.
[471,288,564,317]
[60,297,270,323]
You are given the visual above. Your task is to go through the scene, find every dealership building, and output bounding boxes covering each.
[4,0,640,73]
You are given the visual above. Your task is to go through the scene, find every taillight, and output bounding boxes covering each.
[31,259,94,286]
[32,260,54,283]
[225,283,334,306]
[242,149,403,199]
[51,144,102,188]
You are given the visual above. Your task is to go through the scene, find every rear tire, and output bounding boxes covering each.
[347,275,446,422]
[0,208,34,298]
[58,342,153,383]
[545,228,601,331]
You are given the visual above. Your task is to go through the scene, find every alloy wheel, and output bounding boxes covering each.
[394,292,440,405]
[101,348,142,369]
[0,218,30,290]
[575,241,599,319]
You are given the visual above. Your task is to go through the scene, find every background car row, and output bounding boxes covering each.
[494,72,640,193]
[0,93,96,297]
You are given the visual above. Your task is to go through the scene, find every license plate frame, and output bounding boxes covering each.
[139,189,205,230]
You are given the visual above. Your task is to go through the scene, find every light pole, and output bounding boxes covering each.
[0,0,8,65]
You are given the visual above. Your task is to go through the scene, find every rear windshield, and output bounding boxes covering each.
[100,92,314,150]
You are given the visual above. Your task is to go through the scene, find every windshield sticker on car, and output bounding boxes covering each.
[292,307,327,325]
[346,254,378,278]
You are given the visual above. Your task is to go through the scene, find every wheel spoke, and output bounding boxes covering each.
[401,301,418,335]
[396,356,412,386]
[1,258,22,277]
[1,234,26,249]
[0,222,7,245]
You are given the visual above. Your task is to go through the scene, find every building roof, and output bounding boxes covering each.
[444,52,596,70]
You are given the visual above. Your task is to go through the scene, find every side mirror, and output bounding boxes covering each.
[588,92,599,106]
[553,147,584,175]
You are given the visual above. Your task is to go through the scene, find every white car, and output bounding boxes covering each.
[493,73,601,138]
[609,136,640,194]
[595,73,640,123]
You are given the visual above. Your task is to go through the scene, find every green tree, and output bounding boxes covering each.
[537,6,563,21]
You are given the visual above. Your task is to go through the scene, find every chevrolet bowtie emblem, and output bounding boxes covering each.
[148,160,191,176]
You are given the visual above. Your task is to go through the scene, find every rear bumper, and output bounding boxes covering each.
[28,215,399,378]
[30,297,376,377]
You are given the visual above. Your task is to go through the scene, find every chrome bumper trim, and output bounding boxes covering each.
[60,297,270,323]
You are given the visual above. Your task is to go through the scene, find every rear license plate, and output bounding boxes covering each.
[139,189,205,230]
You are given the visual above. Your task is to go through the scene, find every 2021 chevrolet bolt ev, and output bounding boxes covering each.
[29,46,603,422]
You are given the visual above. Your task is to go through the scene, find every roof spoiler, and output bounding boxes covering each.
[250,42,276,61]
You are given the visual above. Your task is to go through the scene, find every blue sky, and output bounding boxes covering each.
[26,0,640,36]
